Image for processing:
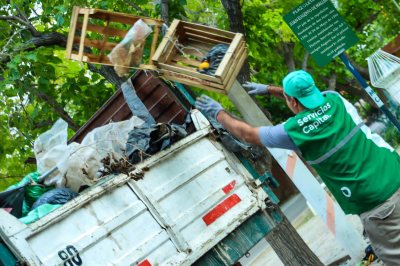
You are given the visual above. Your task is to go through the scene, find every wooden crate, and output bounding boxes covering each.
[65,6,164,70]
[152,19,248,95]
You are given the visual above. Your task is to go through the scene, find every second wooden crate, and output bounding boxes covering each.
[65,6,164,70]
[152,19,248,95]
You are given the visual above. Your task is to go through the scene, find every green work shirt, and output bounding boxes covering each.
[284,92,400,214]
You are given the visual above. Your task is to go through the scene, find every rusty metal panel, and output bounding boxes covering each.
[69,70,194,144]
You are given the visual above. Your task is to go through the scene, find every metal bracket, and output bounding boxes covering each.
[250,172,279,190]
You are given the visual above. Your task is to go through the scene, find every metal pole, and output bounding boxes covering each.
[339,53,400,132]
[392,0,400,12]
[37,166,58,183]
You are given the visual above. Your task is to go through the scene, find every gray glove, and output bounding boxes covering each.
[195,95,225,120]
[243,82,270,96]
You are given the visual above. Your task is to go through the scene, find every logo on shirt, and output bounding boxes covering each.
[297,103,333,134]
[341,187,351,198]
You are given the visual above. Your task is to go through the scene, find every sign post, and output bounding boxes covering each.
[284,0,400,132]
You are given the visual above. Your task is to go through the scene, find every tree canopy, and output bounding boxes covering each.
[1,0,399,187]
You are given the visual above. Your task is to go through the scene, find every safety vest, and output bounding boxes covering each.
[284,92,400,214]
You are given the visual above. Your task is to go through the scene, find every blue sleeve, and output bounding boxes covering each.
[258,124,301,153]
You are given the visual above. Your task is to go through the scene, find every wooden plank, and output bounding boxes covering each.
[223,48,248,94]
[99,20,111,62]
[149,25,160,66]
[184,27,233,43]
[181,21,235,38]
[171,54,201,67]
[78,9,90,61]
[76,22,128,38]
[159,70,227,94]
[221,41,246,82]
[70,52,157,70]
[185,40,213,53]
[152,19,181,63]
[214,34,243,78]
[78,8,164,26]
[157,63,222,83]
[66,6,80,59]
[73,36,118,51]
[170,62,198,71]
[186,32,230,45]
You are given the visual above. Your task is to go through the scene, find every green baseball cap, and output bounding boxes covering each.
[282,70,324,109]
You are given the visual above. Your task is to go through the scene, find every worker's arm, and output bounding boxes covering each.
[216,111,263,145]
[243,82,285,100]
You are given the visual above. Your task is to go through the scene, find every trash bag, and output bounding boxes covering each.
[67,116,144,191]
[19,204,62,225]
[197,44,229,76]
[6,172,55,217]
[0,186,26,218]
[108,19,153,77]
[127,123,188,164]
[34,119,70,188]
[31,188,79,210]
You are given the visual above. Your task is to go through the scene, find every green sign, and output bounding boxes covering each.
[283,0,359,68]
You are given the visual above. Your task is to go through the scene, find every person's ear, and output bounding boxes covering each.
[291,97,298,107]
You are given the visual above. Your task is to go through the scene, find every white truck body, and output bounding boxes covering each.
[0,111,268,266]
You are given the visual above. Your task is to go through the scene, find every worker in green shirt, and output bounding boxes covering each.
[195,70,400,266]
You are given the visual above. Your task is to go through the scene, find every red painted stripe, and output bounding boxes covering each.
[222,180,236,194]
[202,194,241,226]
[2,208,12,213]
[138,260,151,266]
[286,151,297,181]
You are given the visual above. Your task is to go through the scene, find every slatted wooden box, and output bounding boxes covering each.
[65,6,164,70]
[152,19,248,95]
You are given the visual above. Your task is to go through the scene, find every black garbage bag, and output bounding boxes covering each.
[0,185,27,218]
[31,188,79,210]
[197,44,229,76]
[127,123,188,164]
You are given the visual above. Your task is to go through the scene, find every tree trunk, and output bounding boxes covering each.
[265,204,324,266]
[220,0,250,85]
[160,0,169,36]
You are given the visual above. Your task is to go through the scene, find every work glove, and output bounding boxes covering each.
[243,82,270,96]
[195,95,225,121]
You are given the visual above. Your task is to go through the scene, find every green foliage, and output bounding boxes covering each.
[383,125,400,149]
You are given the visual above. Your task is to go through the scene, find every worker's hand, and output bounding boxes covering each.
[195,95,225,121]
[243,82,270,96]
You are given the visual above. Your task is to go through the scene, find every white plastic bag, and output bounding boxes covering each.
[34,119,70,188]
[108,19,153,77]
[34,117,144,192]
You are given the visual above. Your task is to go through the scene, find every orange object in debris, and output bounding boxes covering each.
[199,60,210,69]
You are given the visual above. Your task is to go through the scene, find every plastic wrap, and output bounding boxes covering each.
[19,204,62,225]
[108,19,152,77]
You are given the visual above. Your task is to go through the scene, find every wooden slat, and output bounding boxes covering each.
[186,32,230,45]
[70,52,157,70]
[221,41,246,82]
[73,36,118,51]
[181,21,235,38]
[224,48,248,94]
[76,22,128,38]
[170,62,198,71]
[185,40,213,53]
[152,19,181,63]
[66,6,80,59]
[214,34,244,78]
[149,25,160,66]
[171,54,201,67]
[78,9,90,61]
[184,27,233,43]
[157,63,222,84]
[100,20,111,62]
[78,8,163,26]
[158,70,227,94]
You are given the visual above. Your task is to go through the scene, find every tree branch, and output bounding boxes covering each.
[343,52,370,80]
[0,15,38,36]
[122,0,150,17]
[301,50,310,71]
[283,42,296,72]
[328,70,337,91]
[356,10,381,32]
[184,7,207,15]
[34,120,55,129]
